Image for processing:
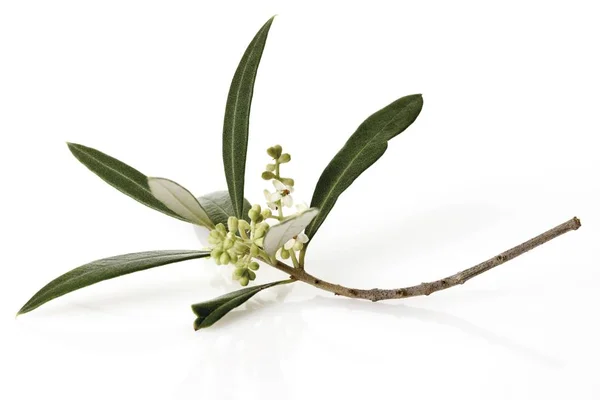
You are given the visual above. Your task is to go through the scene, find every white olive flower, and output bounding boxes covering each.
[263,179,294,209]
[284,232,309,251]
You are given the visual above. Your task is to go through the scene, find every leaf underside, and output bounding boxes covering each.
[197,190,252,227]
[148,177,214,228]
[263,208,319,256]
[306,94,423,239]
[191,279,292,330]
[223,16,276,219]
[18,250,210,315]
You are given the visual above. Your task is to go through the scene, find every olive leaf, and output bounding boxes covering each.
[191,279,293,330]
[197,191,252,227]
[223,16,275,219]
[263,208,319,256]
[305,94,423,239]
[18,250,210,315]
[67,142,186,223]
[148,177,214,228]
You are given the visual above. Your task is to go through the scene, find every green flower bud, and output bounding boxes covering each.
[234,241,247,253]
[267,145,282,159]
[265,163,276,172]
[227,249,239,261]
[280,177,294,187]
[251,204,261,213]
[223,238,234,250]
[280,249,290,259]
[261,171,275,180]
[227,216,238,233]
[253,237,264,247]
[250,244,259,257]
[248,209,259,221]
[248,270,256,281]
[238,219,250,234]
[215,223,227,235]
[233,267,246,278]
[211,248,222,260]
[239,275,250,287]
[249,262,260,271]
[261,209,272,219]
[293,241,304,251]
[278,153,291,163]
[220,252,230,265]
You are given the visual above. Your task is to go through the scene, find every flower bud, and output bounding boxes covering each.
[227,216,238,233]
[248,209,259,221]
[239,275,250,286]
[248,270,256,281]
[233,267,246,278]
[267,145,282,159]
[223,238,234,250]
[220,252,230,265]
[280,177,294,187]
[238,219,250,234]
[265,163,276,172]
[254,228,265,239]
[234,241,247,253]
[293,241,304,251]
[280,249,290,259]
[251,204,261,213]
[211,249,222,260]
[215,223,227,235]
[227,249,239,262]
[250,244,259,257]
[261,171,275,180]
[261,209,272,219]
[278,153,291,163]
[249,262,260,271]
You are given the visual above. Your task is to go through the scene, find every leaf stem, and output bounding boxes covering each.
[266,217,581,302]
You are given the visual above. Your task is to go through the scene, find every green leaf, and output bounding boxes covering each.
[17,250,210,315]
[67,142,186,223]
[263,208,319,256]
[223,16,276,219]
[305,94,423,239]
[191,279,292,330]
[148,177,214,228]
[197,190,252,227]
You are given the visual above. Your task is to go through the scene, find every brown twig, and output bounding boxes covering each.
[268,217,581,302]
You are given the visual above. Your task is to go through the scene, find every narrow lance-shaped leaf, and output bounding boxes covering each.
[306,94,423,239]
[67,143,186,223]
[223,16,275,219]
[148,177,214,228]
[17,250,210,315]
[263,208,319,256]
[197,190,252,227]
[191,279,293,330]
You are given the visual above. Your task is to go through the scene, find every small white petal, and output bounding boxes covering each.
[284,238,295,250]
[269,192,282,202]
[282,195,293,207]
[297,233,309,243]
[267,202,278,210]
[287,185,295,194]
[273,179,286,191]
[263,189,271,201]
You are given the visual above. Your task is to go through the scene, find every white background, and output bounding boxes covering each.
[1,1,599,399]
